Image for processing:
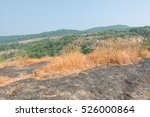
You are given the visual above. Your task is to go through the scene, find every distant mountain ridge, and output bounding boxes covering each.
[0,25,130,43]
[84,25,129,33]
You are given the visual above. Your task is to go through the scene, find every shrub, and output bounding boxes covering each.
[142,39,150,50]
[81,42,93,54]
[0,56,6,62]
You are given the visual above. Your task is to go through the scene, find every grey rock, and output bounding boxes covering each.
[0,59,150,100]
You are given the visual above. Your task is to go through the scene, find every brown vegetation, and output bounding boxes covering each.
[88,39,141,65]
[0,56,52,68]
[33,52,94,77]
[0,39,150,80]
[0,77,12,84]
[0,75,33,86]
[33,39,150,78]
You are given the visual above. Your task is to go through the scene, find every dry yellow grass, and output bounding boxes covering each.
[0,75,33,86]
[34,52,94,77]
[0,38,150,79]
[88,39,141,65]
[141,49,150,58]
[34,39,150,78]
[0,56,53,68]
[0,77,12,84]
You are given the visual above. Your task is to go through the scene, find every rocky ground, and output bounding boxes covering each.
[0,58,150,100]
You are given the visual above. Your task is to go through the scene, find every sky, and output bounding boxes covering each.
[0,0,150,36]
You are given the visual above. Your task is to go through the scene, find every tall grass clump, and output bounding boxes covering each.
[34,51,94,77]
[87,39,142,65]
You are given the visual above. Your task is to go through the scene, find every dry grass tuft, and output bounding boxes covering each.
[88,39,141,65]
[141,49,150,58]
[34,51,94,77]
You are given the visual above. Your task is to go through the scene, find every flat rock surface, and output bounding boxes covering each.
[0,59,150,100]
[0,62,47,78]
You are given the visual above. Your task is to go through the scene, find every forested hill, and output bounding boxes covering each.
[83,25,129,33]
[0,25,130,43]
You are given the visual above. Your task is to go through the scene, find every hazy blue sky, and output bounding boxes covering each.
[0,0,150,35]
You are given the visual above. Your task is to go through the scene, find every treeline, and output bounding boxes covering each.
[130,26,150,38]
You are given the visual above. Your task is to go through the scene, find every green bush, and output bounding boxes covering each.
[81,42,93,54]
[0,56,6,62]
[26,40,54,58]
[142,39,150,50]
[26,35,78,58]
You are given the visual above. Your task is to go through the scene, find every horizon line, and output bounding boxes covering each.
[0,24,149,37]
